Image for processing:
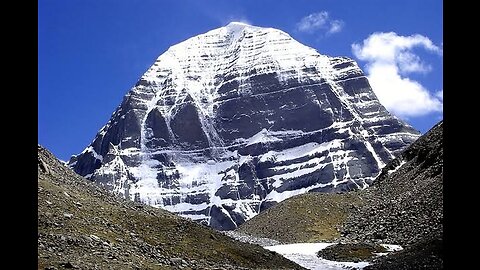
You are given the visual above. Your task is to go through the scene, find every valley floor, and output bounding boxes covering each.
[225,231,402,270]
[265,243,369,270]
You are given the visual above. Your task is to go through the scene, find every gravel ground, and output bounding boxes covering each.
[222,231,282,246]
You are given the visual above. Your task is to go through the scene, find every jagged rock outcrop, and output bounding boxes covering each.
[69,22,419,230]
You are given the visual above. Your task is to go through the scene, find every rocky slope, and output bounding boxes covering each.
[340,121,443,246]
[364,230,442,270]
[38,145,304,270]
[69,22,419,230]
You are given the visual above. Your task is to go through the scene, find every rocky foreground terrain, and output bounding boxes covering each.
[38,145,304,270]
[364,230,442,270]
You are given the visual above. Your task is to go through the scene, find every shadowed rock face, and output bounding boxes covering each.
[69,22,419,230]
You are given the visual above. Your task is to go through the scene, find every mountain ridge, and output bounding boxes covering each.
[69,22,420,230]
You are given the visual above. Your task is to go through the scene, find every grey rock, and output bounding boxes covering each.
[170,257,183,265]
[89,235,101,241]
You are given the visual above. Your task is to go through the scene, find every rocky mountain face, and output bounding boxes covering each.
[69,22,419,230]
[38,145,304,269]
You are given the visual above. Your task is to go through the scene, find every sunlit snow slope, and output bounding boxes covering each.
[69,22,419,230]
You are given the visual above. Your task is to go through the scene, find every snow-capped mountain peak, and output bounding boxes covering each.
[69,23,419,230]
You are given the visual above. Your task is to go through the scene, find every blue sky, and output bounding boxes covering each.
[38,0,443,161]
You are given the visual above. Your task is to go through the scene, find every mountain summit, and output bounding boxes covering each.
[69,23,420,230]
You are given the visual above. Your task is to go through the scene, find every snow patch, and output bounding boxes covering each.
[259,139,343,163]
[265,243,371,270]
[81,146,103,162]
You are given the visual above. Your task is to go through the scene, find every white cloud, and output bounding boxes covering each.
[297,12,328,32]
[328,20,344,34]
[435,89,443,101]
[233,18,252,25]
[222,15,252,26]
[397,52,431,74]
[297,12,344,35]
[352,32,443,118]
